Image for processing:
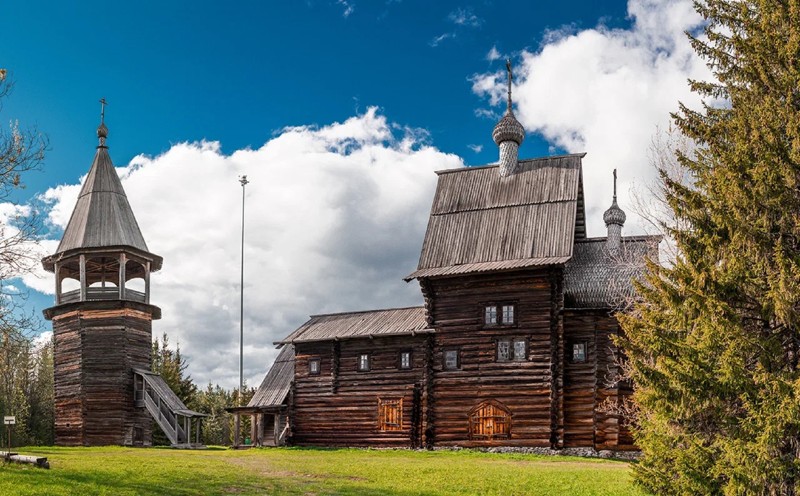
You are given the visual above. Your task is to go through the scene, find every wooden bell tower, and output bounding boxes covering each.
[42,107,163,446]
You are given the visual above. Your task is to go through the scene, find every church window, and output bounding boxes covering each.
[513,339,526,361]
[571,342,587,363]
[309,358,321,375]
[358,353,370,372]
[497,340,511,361]
[485,306,497,325]
[443,349,460,370]
[502,305,514,324]
[399,351,412,369]
[484,303,516,325]
[378,398,402,431]
[496,338,527,362]
[469,400,511,440]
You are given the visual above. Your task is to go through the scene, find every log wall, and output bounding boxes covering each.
[422,269,560,448]
[562,309,635,450]
[291,335,426,447]
[284,272,637,451]
[50,302,156,446]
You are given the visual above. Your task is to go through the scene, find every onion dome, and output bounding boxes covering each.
[603,169,626,227]
[603,198,626,226]
[492,110,525,146]
[97,122,108,144]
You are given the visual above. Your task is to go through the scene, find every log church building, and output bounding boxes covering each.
[239,64,659,451]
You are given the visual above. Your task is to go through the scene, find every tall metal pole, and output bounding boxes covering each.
[239,175,248,406]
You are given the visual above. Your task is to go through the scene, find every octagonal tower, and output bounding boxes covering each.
[42,114,163,446]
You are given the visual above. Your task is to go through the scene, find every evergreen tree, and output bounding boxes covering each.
[622,0,800,493]
[194,383,233,446]
[151,333,197,407]
[151,333,198,445]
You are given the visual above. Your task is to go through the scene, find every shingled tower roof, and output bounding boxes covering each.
[43,112,162,272]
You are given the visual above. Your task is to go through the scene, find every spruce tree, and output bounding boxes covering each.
[622,0,800,493]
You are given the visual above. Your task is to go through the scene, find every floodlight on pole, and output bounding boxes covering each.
[239,175,249,406]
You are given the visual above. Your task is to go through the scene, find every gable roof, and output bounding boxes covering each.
[277,306,431,345]
[54,144,156,260]
[563,235,661,309]
[405,154,586,280]
[248,344,295,408]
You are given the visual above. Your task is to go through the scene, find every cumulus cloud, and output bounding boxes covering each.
[472,0,711,236]
[31,108,463,388]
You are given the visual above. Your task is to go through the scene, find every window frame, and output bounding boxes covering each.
[482,302,517,327]
[501,304,515,325]
[443,348,461,370]
[570,341,588,363]
[308,357,321,375]
[398,350,413,370]
[357,353,371,372]
[495,337,528,362]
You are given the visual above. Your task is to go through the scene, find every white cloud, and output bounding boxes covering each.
[429,32,455,47]
[448,7,482,28]
[486,45,502,62]
[472,0,710,237]
[467,144,482,153]
[32,108,463,388]
[337,0,354,18]
[33,331,52,349]
[0,202,50,287]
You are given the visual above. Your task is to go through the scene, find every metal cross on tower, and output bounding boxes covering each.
[505,59,513,112]
[99,98,108,123]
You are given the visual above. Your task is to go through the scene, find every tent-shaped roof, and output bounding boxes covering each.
[406,153,586,280]
[50,142,159,265]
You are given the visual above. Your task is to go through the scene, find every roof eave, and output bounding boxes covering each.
[42,245,164,273]
[276,328,435,346]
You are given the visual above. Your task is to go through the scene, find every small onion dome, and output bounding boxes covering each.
[492,110,525,146]
[603,198,626,226]
[97,122,108,140]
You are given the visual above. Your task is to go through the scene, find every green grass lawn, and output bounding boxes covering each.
[0,446,647,495]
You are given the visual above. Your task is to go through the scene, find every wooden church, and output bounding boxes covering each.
[240,65,659,451]
[42,107,206,447]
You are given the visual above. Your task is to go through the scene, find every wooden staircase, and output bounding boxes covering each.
[133,368,207,448]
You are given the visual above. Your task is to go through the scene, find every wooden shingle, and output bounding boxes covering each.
[406,154,586,280]
[563,236,661,308]
[248,344,295,408]
[55,145,153,259]
[278,306,431,344]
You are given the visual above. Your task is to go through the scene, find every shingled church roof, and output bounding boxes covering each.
[405,153,586,280]
[563,236,660,308]
[43,124,162,271]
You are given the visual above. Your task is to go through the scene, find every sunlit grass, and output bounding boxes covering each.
[0,446,647,495]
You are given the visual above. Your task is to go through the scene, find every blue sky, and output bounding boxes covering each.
[3,1,629,195]
[1,1,709,387]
